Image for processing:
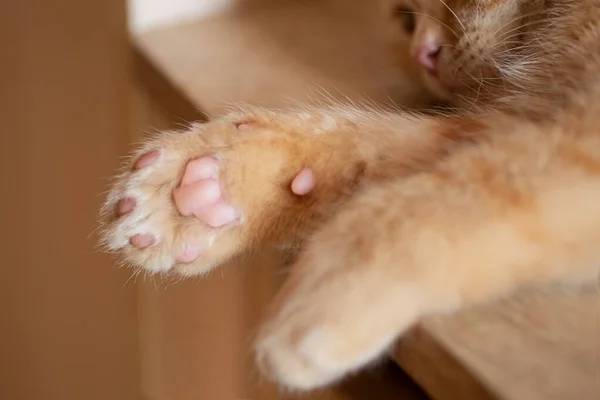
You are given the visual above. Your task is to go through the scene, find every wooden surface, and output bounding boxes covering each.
[131,1,599,400]
[394,286,599,400]
[0,1,139,399]
[133,0,430,119]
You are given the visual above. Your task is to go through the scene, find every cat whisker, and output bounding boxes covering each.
[491,10,546,39]
[500,28,540,44]
[467,78,484,110]
[498,19,545,40]
[437,0,471,45]
[123,268,142,288]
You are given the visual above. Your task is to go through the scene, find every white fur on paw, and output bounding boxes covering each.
[100,145,237,275]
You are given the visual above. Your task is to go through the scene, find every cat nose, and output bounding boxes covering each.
[416,43,441,75]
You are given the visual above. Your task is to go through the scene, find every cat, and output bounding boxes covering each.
[99,0,600,392]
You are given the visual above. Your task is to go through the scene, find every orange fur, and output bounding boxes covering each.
[100,0,600,391]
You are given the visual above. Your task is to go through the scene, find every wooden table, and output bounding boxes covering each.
[130,1,599,399]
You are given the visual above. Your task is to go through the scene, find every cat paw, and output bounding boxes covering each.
[252,176,467,390]
[253,234,424,390]
[101,147,236,275]
[99,115,311,276]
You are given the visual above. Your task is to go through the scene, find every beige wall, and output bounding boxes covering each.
[0,1,139,399]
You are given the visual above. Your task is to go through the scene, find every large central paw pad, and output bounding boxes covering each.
[174,157,239,232]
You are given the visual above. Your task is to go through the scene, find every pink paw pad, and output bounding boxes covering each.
[130,233,155,248]
[116,197,136,216]
[176,245,203,263]
[173,157,239,228]
[234,120,254,130]
[291,168,316,196]
[134,150,160,170]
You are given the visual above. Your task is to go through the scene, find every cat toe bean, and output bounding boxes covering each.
[115,197,136,216]
[133,149,160,170]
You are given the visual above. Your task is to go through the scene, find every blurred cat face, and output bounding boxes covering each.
[382,0,545,104]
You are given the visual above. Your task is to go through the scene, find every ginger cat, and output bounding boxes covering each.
[100,0,600,391]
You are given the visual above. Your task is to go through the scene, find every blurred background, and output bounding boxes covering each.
[0,0,432,399]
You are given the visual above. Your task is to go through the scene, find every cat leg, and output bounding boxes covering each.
[99,107,394,277]
[255,121,600,390]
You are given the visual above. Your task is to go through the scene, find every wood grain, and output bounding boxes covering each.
[395,286,599,400]
[0,1,139,399]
